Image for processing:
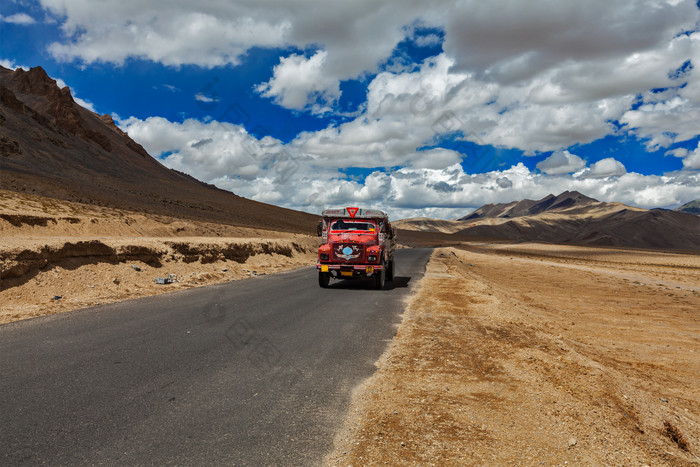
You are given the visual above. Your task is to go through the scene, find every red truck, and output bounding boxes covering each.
[316,207,396,289]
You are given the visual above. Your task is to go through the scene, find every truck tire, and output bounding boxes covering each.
[318,271,330,288]
[374,260,386,290]
[386,259,394,281]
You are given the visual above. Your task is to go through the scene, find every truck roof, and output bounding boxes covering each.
[321,207,389,220]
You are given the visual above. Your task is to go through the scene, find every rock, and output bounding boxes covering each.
[113,278,120,285]
[222,268,229,272]
[131,265,141,272]
[568,437,577,447]
[660,398,669,403]
[52,295,62,300]
[467,263,473,266]
[0,135,22,156]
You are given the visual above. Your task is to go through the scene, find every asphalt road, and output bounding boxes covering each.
[0,248,432,466]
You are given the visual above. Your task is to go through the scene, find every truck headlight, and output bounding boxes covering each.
[367,255,377,262]
[320,253,329,261]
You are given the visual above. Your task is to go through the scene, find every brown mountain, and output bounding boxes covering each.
[458,190,599,221]
[0,65,316,233]
[397,191,700,251]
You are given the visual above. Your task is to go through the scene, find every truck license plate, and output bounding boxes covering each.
[365,266,374,273]
[340,271,353,277]
[321,265,329,272]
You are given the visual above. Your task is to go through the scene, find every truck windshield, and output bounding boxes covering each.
[330,220,376,231]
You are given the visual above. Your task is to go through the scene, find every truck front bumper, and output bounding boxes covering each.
[316,264,383,277]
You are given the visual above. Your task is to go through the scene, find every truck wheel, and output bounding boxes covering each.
[318,271,330,288]
[386,259,394,281]
[374,260,386,290]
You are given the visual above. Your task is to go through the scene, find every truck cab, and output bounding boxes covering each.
[317,207,396,289]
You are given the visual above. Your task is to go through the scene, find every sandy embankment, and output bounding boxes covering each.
[328,244,700,466]
[0,190,318,325]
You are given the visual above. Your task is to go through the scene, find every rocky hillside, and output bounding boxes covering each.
[0,65,316,234]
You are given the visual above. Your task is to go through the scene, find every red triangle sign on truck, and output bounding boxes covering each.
[346,207,359,218]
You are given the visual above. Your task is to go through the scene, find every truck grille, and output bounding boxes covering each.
[332,243,364,263]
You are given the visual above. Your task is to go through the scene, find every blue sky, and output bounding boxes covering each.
[2,0,700,218]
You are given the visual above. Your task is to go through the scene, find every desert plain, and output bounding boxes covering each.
[327,244,700,465]
[1,189,699,466]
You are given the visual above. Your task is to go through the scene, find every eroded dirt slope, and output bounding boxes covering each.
[0,190,317,325]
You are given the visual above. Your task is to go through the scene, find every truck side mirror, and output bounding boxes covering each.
[317,220,323,236]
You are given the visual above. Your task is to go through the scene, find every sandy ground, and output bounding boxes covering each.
[327,243,700,466]
[0,190,318,325]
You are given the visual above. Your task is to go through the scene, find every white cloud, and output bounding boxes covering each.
[36,0,700,216]
[536,150,586,175]
[256,50,340,114]
[0,13,36,24]
[442,0,697,82]
[586,157,627,178]
[38,0,426,72]
[194,92,219,104]
[668,142,700,169]
[683,146,700,169]
[120,115,700,218]
[35,0,700,150]
[0,58,28,70]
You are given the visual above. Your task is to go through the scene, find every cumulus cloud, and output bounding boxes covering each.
[256,51,340,114]
[38,0,700,217]
[536,150,586,175]
[120,115,700,218]
[442,0,697,81]
[620,33,700,148]
[668,142,700,169]
[683,147,700,169]
[38,0,426,71]
[37,2,695,113]
[45,8,288,67]
[34,0,700,151]
[496,177,513,188]
[586,157,627,178]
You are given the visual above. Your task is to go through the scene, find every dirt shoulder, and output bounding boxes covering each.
[0,190,318,325]
[327,244,700,466]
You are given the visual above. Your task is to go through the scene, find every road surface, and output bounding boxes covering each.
[0,248,432,465]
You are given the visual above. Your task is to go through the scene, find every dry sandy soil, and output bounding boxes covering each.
[0,190,317,325]
[328,243,700,466]
[3,189,700,465]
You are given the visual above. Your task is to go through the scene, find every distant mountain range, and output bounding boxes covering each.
[457,190,601,221]
[396,191,700,251]
[674,199,700,216]
[0,65,316,233]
